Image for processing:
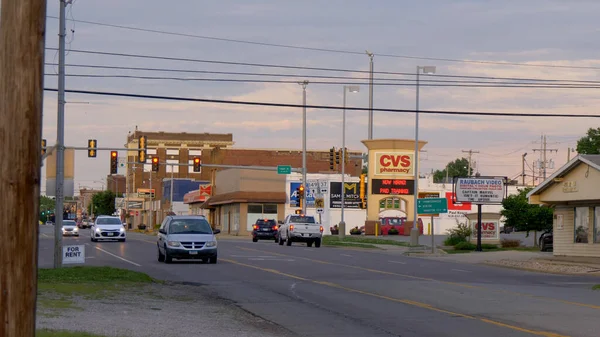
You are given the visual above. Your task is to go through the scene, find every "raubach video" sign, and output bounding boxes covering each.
[374,152,414,176]
[371,179,415,195]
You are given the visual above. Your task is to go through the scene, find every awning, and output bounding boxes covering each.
[200,191,286,208]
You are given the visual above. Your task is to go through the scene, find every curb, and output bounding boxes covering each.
[481,261,600,277]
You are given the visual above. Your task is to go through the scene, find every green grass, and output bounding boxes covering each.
[324,241,380,249]
[593,284,600,291]
[37,329,125,337]
[323,236,421,247]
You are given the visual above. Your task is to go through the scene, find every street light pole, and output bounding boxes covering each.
[299,80,309,215]
[170,165,174,212]
[411,66,436,247]
[366,51,374,140]
[340,85,359,239]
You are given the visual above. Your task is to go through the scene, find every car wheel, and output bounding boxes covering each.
[286,234,292,246]
[209,256,217,264]
[540,241,547,252]
[252,237,258,243]
[279,236,284,245]
[157,246,165,262]
[164,245,173,263]
[307,240,313,247]
[91,237,96,242]
[314,238,321,248]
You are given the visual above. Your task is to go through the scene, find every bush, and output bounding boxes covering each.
[444,222,472,246]
[454,241,476,250]
[481,243,499,250]
[387,228,399,235]
[501,238,521,248]
[444,236,466,246]
[349,226,361,235]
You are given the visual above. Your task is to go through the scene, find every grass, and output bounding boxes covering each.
[324,241,380,249]
[593,284,600,291]
[37,329,125,337]
[444,246,541,254]
[323,235,421,247]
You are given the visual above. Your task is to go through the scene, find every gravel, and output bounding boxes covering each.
[37,282,297,337]
[485,259,600,275]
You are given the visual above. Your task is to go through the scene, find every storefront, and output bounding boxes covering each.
[197,169,287,236]
[528,155,600,257]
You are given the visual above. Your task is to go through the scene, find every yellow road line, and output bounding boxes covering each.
[221,257,568,337]
[236,246,600,311]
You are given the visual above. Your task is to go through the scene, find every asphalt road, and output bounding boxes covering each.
[38,225,600,337]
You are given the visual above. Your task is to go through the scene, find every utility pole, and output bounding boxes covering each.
[366,51,374,139]
[462,149,479,176]
[522,153,527,186]
[0,0,47,336]
[170,164,175,212]
[532,134,558,181]
[298,80,309,215]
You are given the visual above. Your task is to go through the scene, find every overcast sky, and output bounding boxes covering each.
[39,0,600,193]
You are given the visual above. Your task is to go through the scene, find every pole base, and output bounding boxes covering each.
[409,227,420,246]
[339,221,346,239]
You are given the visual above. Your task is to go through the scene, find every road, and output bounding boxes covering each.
[39,225,600,337]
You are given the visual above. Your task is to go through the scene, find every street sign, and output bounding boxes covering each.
[314,197,324,208]
[417,198,448,215]
[277,165,292,174]
[316,208,324,214]
[62,245,85,264]
[118,157,126,168]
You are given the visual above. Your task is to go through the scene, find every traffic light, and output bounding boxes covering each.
[41,139,47,156]
[329,147,335,170]
[138,135,147,163]
[151,156,159,172]
[298,185,305,209]
[335,150,341,166]
[359,173,366,209]
[193,157,201,172]
[344,147,349,164]
[110,151,118,174]
[88,139,97,158]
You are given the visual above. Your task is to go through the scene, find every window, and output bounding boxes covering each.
[264,204,278,214]
[574,207,590,243]
[168,218,212,234]
[595,207,600,243]
[289,216,316,224]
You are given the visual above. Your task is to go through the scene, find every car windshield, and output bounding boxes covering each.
[256,219,276,226]
[169,219,213,234]
[289,216,316,224]
[96,218,122,225]
[63,221,76,226]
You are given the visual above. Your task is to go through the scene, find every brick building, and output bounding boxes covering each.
[106,174,126,196]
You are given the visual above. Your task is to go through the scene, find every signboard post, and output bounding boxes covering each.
[453,177,507,252]
[417,198,448,253]
[62,245,85,264]
[277,165,292,175]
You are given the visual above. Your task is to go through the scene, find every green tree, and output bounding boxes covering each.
[501,187,553,246]
[39,195,55,222]
[576,127,600,154]
[90,191,116,216]
[433,157,472,183]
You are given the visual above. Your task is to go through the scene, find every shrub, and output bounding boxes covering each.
[481,243,499,250]
[349,226,361,234]
[501,238,521,248]
[444,222,472,246]
[388,228,399,235]
[454,242,476,250]
[444,236,465,246]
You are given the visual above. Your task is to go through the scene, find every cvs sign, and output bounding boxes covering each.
[374,152,414,176]
[470,220,499,240]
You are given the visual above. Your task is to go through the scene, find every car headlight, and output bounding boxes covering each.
[95,227,101,233]
[167,241,181,247]
[205,241,217,248]
[73,227,78,231]
[120,227,125,232]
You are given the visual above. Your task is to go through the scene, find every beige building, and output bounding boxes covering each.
[528,155,600,258]
[192,169,287,236]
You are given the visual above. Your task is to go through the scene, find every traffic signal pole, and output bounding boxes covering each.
[0,0,47,335]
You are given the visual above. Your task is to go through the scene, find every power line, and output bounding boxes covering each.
[42,73,600,89]
[43,48,600,84]
[46,15,600,71]
[44,63,600,87]
[43,87,600,118]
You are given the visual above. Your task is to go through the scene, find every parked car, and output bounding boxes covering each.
[91,216,126,242]
[500,225,514,234]
[157,215,220,263]
[62,220,79,236]
[539,230,553,252]
[251,219,278,242]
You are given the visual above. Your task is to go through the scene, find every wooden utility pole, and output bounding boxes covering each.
[0,1,47,337]
[462,149,479,176]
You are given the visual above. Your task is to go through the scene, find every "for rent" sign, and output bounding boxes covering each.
[62,245,85,264]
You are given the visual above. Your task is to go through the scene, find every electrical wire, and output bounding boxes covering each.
[46,15,600,71]
[43,87,600,118]
[43,47,600,84]
[43,63,600,87]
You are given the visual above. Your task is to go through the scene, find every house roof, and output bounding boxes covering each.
[526,154,600,199]
[199,191,287,208]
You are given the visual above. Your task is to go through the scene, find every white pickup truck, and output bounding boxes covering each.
[278,214,323,247]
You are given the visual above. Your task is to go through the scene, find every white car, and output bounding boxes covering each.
[91,216,126,242]
[278,214,323,247]
[62,220,79,236]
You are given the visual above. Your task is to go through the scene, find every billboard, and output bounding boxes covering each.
[289,182,315,208]
[373,152,414,177]
[329,182,365,209]
[454,177,505,204]
[45,148,75,197]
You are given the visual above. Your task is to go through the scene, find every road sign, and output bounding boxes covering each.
[454,177,505,204]
[316,208,324,214]
[314,197,324,208]
[118,157,126,168]
[62,245,85,264]
[417,198,448,215]
[277,165,292,175]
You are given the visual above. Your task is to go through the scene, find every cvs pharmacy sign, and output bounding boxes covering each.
[374,152,414,176]
[470,220,499,240]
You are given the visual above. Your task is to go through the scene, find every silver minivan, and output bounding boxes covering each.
[157,215,220,264]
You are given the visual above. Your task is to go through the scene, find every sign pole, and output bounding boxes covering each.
[476,204,482,252]
[431,214,434,253]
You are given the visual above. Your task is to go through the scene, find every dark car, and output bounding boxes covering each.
[252,219,278,242]
[539,230,553,252]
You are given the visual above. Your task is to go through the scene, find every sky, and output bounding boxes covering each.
[38,0,600,193]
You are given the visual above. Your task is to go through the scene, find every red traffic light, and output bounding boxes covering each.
[194,158,200,163]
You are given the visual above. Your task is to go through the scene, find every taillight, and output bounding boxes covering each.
[252,225,258,230]
[289,225,294,231]
[319,226,323,233]
[272,226,277,230]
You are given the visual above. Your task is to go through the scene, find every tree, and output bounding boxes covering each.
[501,187,553,246]
[576,127,600,154]
[39,196,55,222]
[90,191,116,216]
[433,157,472,183]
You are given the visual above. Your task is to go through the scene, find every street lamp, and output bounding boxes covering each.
[365,51,374,140]
[298,80,309,215]
[411,65,436,247]
[339,85,360,239]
